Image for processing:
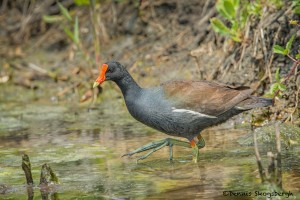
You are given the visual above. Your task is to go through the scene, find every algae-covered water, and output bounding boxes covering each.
[0,85,299,200]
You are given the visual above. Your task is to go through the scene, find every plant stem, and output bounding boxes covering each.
[283,58,300,83]
[287,54,297,62]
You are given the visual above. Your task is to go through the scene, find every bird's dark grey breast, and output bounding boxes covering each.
[124,88,175,133]
[123,87,213,139]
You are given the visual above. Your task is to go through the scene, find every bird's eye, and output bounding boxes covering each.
[107,68,113,73]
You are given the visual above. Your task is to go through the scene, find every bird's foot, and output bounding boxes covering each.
[122,138,178,161]
[122,136,205,162]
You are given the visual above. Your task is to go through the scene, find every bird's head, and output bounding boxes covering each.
[93,61,125,88]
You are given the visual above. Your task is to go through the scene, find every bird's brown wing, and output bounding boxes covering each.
[162,80,253,116]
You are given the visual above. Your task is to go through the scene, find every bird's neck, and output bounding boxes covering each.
[115,71,141,97]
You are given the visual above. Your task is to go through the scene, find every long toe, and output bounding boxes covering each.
[122,139,167,158]
[122,152,133,157]
[123,138,201,161]
[137,142,168,162]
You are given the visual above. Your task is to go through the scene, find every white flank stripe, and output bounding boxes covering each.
[171,107,217,118]
[234,106,247,110]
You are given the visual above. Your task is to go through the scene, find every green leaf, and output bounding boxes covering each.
[275,68,280,83]
[63,27,75,42]
[42,15,63,23]
[232,0,239,8]
[73,16,79,44]
[74,0,90,6]
[270,83,279,95]
[210,18,231,35]
[230,34,241,42]
[294,6,300,14]
[231,21,239,32]
[278,83,286,91]
[296,54,300,59]
[223,0,236,19]
[240,6,249,27]
[216,1,232,20]
[286,34,295,54]
[216,2,226,18]
[247,2,262,16]
[271,0,283,9]
[58,2,72,21]
[273,45,286,55]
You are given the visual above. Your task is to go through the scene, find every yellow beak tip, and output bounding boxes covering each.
[93,82,99,88]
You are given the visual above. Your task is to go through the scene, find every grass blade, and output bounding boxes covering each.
[58,2,72,21]
[74,16,79,45]
[286,34,295,54]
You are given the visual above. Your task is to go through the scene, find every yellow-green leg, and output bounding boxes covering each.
[190,134,205,163]
[122,135,205,162]
[190,139,199,163]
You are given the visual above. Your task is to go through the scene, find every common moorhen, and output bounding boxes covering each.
[93,61,272,162]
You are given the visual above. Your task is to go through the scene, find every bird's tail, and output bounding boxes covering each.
[236,96,273,110]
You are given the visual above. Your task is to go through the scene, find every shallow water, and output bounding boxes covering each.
[0,86,299,200]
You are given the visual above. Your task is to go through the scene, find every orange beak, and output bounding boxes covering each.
[93,64,108,88]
